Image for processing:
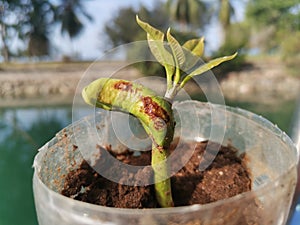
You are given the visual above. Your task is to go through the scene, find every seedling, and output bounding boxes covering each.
[82,16,236,207]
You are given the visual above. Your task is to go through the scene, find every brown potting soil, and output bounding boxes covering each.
[62,139,252,209]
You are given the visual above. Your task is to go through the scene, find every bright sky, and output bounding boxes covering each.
[25,0,246,61]
[51,0,158,60]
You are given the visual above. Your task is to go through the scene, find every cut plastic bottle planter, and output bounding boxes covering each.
[33,101,298,225]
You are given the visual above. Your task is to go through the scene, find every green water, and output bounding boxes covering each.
[192,94,297,135]
[225,99,297,134]
[0,100,297,225]
[0,106,73,225]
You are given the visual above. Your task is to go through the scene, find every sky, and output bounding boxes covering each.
[51,0,158,60]
[49,0,247,60]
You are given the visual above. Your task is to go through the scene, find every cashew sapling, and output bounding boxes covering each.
[82,17,237,207]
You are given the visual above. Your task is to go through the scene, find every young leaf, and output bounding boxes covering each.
[183,38,204,57]
[136,15,164,42]
[166,28,185,85]
[136,16,174,88]
[181,38,205,72]
[180,52,238,88]
[167,28,185,68]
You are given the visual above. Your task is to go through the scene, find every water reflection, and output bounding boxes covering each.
[0,107,72,225]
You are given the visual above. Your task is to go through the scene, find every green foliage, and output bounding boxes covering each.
[245,0,300,72]
[246,0,300,30]
[246,0,300,54]
[127,31,199,77]
[136,17,237,99]
[137,16,175,86]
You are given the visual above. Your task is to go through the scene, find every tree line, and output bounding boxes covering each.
[0,0,91,62]
[1,0,300,71]
[105,0,300,74]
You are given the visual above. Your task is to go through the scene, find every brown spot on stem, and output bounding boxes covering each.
[114,81,133,92]
[141,96,170,130]
[153,118,166,130]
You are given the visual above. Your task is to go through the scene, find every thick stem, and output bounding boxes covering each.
[152,144,174,207]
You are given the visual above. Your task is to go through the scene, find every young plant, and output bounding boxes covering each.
[82,16,236,208]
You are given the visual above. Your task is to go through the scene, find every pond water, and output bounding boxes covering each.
[0,99,298,225]
[0,106,73,225]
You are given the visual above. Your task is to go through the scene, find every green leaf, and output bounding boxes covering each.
[183,38,204,57]
[181,38,205,72]
[136,16,175,89]
[180,52,238,88]
[166,28,185,85]
[167,28,185,68]
[136,15,164,42]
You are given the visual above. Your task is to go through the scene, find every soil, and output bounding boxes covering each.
[62,139,252,209]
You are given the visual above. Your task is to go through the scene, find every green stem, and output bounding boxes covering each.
[152,145,173,207]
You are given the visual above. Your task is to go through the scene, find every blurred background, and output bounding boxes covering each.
[0,0,299,224]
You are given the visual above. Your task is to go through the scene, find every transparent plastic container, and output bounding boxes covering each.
[33,101,298,225]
